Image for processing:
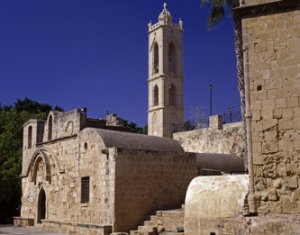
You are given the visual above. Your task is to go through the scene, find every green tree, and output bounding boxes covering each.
[200,0,233,27]
[118,117,147,134]
[200,0,247,170]
[0,98,62,223]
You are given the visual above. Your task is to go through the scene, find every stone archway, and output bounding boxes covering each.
[37,188,46,223]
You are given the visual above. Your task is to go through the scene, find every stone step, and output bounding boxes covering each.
[161,209,183,217]
[130,206,185,235]
[129,231,141,235]
[137,225,157,232]
[165,233,184,235]
[143,220,156,226]
[129,230,156,235]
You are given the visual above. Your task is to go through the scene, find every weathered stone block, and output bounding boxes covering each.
[262,100,275,110]
[282,197,297,214]
[267,89,277,99]
[261,109,273,119]
[262,119,278,131]
[294,118,300,130]
[273,109,283,119]
[283,108,294,119]
[251,100,262,111]
[279,119,293,130]
[294,140,300,151]
[283,176,298,190]
[294,107,300,118]
[287,96,299,108]
[267,188,278,201]
[273,178,282,189]
[253,110,262,121]
[292,188,300,201]
[264,130,278,142]
[270,201,282,213]
[257,202,270,215]
[262,141,278,154]
[275,98,287,109]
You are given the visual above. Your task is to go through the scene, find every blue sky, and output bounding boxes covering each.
[0,0,239,126]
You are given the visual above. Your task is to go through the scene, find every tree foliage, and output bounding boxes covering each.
[0,98,62,223]
[183,106,209,131]
[200,0,233,28]
[118,117,147,134]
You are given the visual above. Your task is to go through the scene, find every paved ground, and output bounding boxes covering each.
[0,225,65,235]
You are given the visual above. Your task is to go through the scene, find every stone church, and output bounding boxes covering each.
[15,1,300,234]
[14,4,245,234]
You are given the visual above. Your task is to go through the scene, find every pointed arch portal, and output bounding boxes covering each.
[37,188,46,223]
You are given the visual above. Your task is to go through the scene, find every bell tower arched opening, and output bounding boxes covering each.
[168,42,176,74]
[169,84,176,106]
[153,85,159,106]
[153,43,159,74]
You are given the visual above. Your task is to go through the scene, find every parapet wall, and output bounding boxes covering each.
[173,116,244,158]
[238,0,281,7]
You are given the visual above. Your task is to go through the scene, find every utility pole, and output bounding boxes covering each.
[228,106,234,123]
[209,84,213,116]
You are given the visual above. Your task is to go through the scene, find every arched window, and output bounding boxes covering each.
[153,43,159,74]
[169,84,176,106]
[168,42,176,73]
[28,126,32,149]
[152,112,158,136]
[48,115,53,141]
[153,85,159,106]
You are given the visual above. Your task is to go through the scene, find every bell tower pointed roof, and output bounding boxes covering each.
[158,2,173,25]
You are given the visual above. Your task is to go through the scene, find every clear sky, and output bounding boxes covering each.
[0,0,239,126]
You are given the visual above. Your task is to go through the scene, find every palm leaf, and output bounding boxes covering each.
[208,6,225,28]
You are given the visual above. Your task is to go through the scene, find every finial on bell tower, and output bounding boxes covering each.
[158,2,172,25]
[163,2,167,10]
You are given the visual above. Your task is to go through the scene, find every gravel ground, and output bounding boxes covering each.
[0,225,65,235]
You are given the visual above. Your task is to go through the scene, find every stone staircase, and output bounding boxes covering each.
[129,205,185,235]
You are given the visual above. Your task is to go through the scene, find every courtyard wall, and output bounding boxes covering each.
[173,118,244,158]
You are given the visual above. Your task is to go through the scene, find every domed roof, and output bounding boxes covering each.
[158,2,173,25]
[85,128,184,153]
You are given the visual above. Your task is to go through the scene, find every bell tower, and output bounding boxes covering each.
[147,3,184,138]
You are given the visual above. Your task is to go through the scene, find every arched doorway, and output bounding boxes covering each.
[37,188,46,223]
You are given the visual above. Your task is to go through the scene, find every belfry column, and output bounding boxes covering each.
[147,3,184,138]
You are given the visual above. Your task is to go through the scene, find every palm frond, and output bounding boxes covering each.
[208,6,225,28]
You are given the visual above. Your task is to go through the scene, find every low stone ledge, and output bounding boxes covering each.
[13,217,34,227]
[43,220,112,235]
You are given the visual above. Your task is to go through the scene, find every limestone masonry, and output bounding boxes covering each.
[183,0,300,234]
[174,116,244,158]
[15,1,300,234]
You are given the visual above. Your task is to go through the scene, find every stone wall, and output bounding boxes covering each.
[240,1,300,214]
[20,133,112,226]
[173,118,244,158]
[19,110,199,234]
[114,149,197,232]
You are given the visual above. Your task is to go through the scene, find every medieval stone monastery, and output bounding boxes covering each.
[14,1,300,235]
